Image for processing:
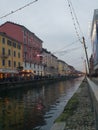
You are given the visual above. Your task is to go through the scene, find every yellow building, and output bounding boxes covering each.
[58,60,66,76]
[0,32,23,79]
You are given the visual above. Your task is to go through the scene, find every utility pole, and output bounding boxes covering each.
[84,60,87,76]
[82,37,89,75]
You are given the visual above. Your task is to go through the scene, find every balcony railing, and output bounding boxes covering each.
[0,54,9,59]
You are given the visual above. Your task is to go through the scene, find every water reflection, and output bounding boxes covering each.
[0,77,83,130]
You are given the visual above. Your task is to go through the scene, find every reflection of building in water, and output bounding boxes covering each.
[0,98,24,130]
[22,90,46,129]
[0,77,82,130]
[0,96,46,130]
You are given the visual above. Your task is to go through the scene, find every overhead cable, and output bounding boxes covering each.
[66,0,82,43]
[53,46,81,54]
[69,0,83,36]
[66,0,89,73]
[0,0,38,19]
[52,39,82,54]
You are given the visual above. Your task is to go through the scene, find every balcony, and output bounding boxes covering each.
[0,54,9,59]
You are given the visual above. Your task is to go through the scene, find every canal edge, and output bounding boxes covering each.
[50,77,96,130]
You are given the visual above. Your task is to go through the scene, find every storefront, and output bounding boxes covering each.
[19,70,34,78]
[0,68,19,79]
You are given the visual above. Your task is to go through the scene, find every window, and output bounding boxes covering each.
[2,59,5,66]
[13,42,16,48]
[2,37,5,44]
[25,62,26,67]
[14,61,16,67]
[30,62,31,67]
[24,38,27,44]
[8,49,11,55]
[18,52,20,58]
[18,62,20,67]
[7,40,12,46]
[2,48,5,55]
[17,44,21,49]
[34,64,35,68]
[24,30,26,36]
[14,51,16,57]
[8,60,11,67]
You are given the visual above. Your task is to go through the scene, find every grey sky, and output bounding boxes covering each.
[0,0,97,71]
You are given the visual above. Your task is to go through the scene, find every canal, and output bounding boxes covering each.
[0,77,84,130]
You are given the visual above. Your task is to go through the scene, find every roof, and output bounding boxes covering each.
[0,21,43,43]
[0,32,22,44]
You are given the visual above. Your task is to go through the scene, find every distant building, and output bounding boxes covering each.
[0,21,78,78]
[50,54,58,76]
[58,60,66,76]
[42,48,76,77]
[0,32,22,79]
[68,65,76,75]
[64,63,71,76]
[0,21,43,76]
[42,48,58,76]
[91,9,98,74]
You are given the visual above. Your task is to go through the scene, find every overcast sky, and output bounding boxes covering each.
[0,0,97,71]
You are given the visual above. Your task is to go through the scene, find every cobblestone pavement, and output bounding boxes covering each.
[64,80,96,130]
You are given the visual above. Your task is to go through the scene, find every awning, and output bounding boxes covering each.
[19,70,34,75]
[0,68,19,74]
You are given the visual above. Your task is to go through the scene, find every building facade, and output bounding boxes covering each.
[57,60,72,76]
[58,60,65,76]
[50,54,58,76]
[42,48,58,76]
[91,9,98,73]
[0,32,22,79]
[0,21,43,76]
[0,21,78,78]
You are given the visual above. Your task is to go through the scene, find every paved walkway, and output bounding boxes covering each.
[51,122,66,130]
[51,78,96,130]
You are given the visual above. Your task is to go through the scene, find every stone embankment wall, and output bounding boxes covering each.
[0,76,78,91]
[87,78,98,130]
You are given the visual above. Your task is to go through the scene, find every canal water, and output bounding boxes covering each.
[0,77,83,130]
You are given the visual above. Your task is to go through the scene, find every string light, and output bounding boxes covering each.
[66,0,83,43]
[66,0,89,73]
[69,0,83,36]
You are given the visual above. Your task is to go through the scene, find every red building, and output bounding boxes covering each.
[0,21,43,75]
